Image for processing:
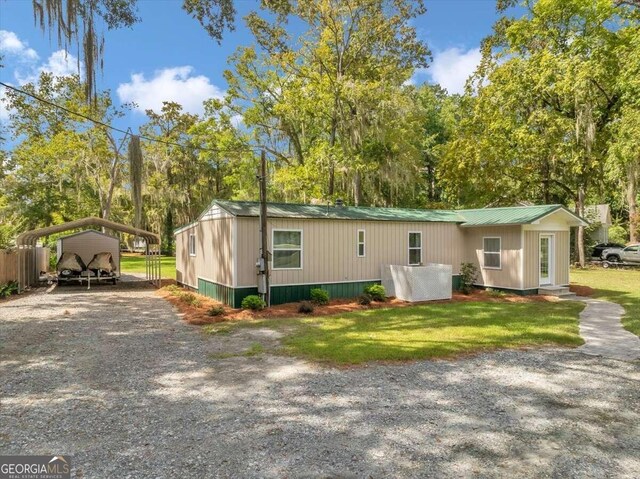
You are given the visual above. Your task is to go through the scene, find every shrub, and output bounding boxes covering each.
[164,284,181,294]
[364,284,386,302]
[298,301,315,314]
[241,295,266,311]
[486,288,506,298]
[179,292,201,307]
[608,225,628,245]
[48,250,57,271]
[310,288,329,305]
[207,305,226,317]
[0,281,18,298]
[357,293,372,306]
[459,262,478,295]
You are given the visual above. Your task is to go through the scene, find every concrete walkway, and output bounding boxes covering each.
[577,297,640,361]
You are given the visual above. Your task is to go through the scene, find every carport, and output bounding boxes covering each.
[15,217,162,292]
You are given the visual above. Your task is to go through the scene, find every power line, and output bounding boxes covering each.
[0,81,257,155]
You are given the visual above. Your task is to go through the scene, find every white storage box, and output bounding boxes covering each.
[381,264,452,302]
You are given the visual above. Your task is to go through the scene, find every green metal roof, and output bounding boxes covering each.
[214,200,465,223]
[174,201,586,232]
[457,204,581,226]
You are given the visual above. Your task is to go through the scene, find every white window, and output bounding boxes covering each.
[188,234,196,256]
[483,237,501,269]
[357,229,365,257]
[408,231,422,265]
[272,229,302,269]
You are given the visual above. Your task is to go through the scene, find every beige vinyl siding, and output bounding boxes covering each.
[175,217,234,288]
[523,230,570,288]
[555,231,570,285]
[522,231,538,289]
[236,217,465,287]
[463,226,523,290]
[59,231,120,271]
[175,227,196,287]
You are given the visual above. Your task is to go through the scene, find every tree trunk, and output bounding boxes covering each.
[577,187,586,267]
[102,153,120,221]
[329,165,335,197]
[353,171,362,206]
[542,157,550,204]
[164,209,174,255]
[628,162,638,243]
[328,115,337,196]
[103,131,130,225]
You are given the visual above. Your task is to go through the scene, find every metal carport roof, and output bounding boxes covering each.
[16,216,160,246]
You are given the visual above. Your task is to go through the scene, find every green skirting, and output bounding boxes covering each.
[199,276,463,308]
[197,278,258,308]
[269,280,380,306]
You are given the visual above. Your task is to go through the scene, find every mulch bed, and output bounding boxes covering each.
[569,284,595,296]
[158,286,559,326]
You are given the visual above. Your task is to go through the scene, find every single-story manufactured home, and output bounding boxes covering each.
[174,200,587,307]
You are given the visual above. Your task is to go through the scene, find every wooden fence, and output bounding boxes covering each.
[0,250,18,284]
[0,248,50,285]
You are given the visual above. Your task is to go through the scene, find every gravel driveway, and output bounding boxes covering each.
[1,285,639,478]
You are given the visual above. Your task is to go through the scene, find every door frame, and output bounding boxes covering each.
[539,233,555,286]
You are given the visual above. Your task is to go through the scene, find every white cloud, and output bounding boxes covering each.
[230,114,243,128]
[40,50,80,77]
[412,47,482,95]
[117,66,224,115]
[14,49,82,84]
[0,88,10,122]
[1,39,82,123]
[0,30,39,61]
[2,49,82,123]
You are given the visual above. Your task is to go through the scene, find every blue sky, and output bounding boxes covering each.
[1,0,503,135]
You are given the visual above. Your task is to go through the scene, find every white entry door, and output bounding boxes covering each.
[539,234,554,286]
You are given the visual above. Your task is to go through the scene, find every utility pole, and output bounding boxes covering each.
[258,150,270,306]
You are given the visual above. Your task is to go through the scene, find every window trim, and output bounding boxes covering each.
[408,231,422,266]
[482,236,502,270]
[272,228,303,270]
[188,233,196,257]
[357,229,366,258]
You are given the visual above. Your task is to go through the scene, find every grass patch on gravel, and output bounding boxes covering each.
[202,323,235,335]
[210,301,584,364]
[208,342,266,359]
[571,268,640,336]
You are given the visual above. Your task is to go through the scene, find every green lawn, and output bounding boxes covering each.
[120,254,176,279]
[209,301,584,364]
[571,267,640,336]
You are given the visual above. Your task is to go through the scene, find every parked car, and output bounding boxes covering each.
[591,242,624,259]
[601,244,640,264]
